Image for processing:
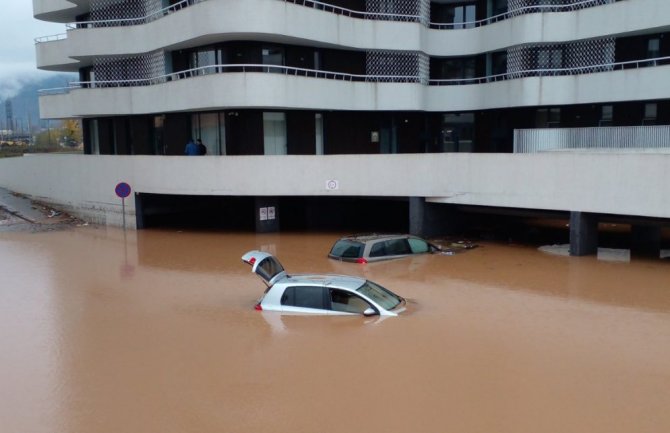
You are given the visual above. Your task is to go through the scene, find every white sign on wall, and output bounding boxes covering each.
[259,207,268,221]
[267,206,276,220]
[326,180,339,190]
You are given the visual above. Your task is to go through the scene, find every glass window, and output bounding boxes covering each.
[648,38,660,58]
[356,281,402,311]
[256,256,285,282]
[330,240,364,258]
[537,48,563,71]
[263,112,287,155]
[600,105,613,126]
[281,286,325,309]
[262,47,284,66]
[329,289,372,314]
[643,103,657,125]
[369,241,387,257]
[385,239,411,255]
[408,238,430,254]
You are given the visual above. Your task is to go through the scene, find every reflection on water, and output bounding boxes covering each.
[1,227,669,433]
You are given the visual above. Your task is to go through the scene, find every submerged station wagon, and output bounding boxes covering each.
[328,234,440,263]
[242,250,406,316]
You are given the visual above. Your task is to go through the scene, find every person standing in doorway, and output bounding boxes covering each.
[197,139,207,155]
[184,138,199,155]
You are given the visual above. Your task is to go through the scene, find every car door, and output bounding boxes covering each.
[368,238,413,262]
[241,250,288,287]
[280,286,332,315]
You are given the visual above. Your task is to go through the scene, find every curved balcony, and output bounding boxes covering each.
[33,0,88,23]
[35,0,664,73]
[38,60,670,119]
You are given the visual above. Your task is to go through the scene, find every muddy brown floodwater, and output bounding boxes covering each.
[1,227,669,433]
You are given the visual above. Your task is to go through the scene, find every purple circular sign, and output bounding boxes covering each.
[115,182,132,198]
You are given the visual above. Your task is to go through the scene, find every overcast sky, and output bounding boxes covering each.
[1,3,67,99]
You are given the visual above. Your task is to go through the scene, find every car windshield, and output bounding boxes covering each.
[356,280,402,311]
[329,240,364,258]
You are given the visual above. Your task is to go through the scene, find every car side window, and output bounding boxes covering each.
[329,289,372,314]
[369,241,387,257]
[385,239,411,255]
[408,238,430,253]
[281,286,326,309]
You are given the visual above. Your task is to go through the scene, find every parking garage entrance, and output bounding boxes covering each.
[135,194,410,233]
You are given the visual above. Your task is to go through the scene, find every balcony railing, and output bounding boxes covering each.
[281,0,617,27]
[37,55,669,95]
[64,0,208,29]
[37,0,618,35]
[429,55,670,86]
[35,33,68,44]
[514,126,670,153]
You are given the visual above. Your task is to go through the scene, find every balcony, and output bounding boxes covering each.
[38,59,670,118]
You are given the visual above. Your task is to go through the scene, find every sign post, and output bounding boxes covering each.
[114,182,132,230]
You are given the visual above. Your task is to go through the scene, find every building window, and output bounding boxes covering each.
[263,112,287,155]
[536,108,561,127]
[537,48,563,73]
[441,113,475,152]
[600,105,613,126]
[432,2,476,29]
[643,103,657,125]
[191,112,225,155]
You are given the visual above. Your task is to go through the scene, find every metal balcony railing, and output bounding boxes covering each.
[514,126,670,153]
[281,0,617,27]
[64,0,208,30]
[35,0,618,37]
[429,55,670,86]
[37,55,669,95]
[34,33,68,44]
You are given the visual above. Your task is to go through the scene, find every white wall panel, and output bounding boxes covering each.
[1,153,669,227]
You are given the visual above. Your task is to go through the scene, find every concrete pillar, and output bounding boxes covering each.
[409,197,425,237]
[569,211,599,256]
[255,197,279,233]
[631,225,661,259]
[134,193,145,230]
[409,198,459,238]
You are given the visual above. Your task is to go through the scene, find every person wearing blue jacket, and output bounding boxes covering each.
[184,138,199,155]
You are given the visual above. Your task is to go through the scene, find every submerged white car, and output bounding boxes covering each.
[242,250,406,316]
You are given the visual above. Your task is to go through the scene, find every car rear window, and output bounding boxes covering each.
[369,239,411,257]
[256,256,285,282]
[329,240,364,258]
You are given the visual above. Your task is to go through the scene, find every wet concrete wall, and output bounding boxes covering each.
[0,153,669,230]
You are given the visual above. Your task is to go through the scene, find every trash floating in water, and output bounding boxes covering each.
[431,238,479,255]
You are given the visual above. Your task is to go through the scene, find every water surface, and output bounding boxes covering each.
[1,228,669,433]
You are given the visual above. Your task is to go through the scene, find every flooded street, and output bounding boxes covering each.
[1,227,669,433]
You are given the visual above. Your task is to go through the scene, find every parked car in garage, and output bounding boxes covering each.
[242,250,406,316]
[328,233,441,263]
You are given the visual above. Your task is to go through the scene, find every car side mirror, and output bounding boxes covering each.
[363,308,378,317]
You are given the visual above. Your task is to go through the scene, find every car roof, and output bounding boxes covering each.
[280,273,366,290]
[336,233,414,243]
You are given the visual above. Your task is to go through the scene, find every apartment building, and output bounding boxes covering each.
[23,0,670,254]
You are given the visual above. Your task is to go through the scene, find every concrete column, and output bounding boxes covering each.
[569,211,599,256]
[255,197,279,233]
[134,193,145,230]
[631,225,661,259]
[409,198,459,238]
[409,197,425,237]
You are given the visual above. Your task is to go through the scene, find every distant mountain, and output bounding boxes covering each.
[1,74,76,131]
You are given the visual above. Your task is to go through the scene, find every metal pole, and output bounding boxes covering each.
[122,197,126,230]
